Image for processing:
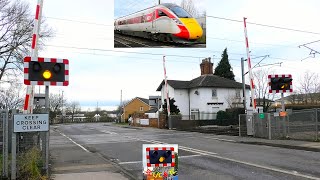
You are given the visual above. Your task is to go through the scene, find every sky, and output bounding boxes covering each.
[23,0,320,111]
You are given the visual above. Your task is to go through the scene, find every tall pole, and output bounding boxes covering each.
[45,85,49,176]
[157,97,160,128]
[61,90,64,123]
[281,93,285,112]
[163,56,170,116]
[243,17,256,112]
[241,58,247,113]
[158,0,160,5]
[24,0,44,114]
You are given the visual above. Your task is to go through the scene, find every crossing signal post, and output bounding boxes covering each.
[23,56,69,176]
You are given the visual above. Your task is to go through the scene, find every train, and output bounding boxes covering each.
[114,3,203,43]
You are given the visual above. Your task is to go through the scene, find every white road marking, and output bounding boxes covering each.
[59,131,90,153]
[179,154,202,158]
[129,138,320,180]
[100,130,118,135]
[119,155,202,165]
[119,161,142,165]
[202,136,237,142]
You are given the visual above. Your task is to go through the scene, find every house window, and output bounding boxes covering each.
[212,89,217,98]
[236,89,241,98]
[140,106,143,111]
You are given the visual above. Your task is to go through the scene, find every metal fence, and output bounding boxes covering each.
[191,112,217,120]
[168,113,219,130]
[239,109,319,141]
[0,109,49,179]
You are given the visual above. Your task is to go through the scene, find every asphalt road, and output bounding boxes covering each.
[51,123,320,180]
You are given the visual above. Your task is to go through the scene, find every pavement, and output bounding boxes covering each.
[50,123,320,180]
[49,126,131,180]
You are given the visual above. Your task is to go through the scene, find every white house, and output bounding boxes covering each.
[156,58,251,118]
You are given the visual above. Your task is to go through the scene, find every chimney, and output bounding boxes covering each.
[200,57,213,75]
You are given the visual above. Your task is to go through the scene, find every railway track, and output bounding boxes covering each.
[114,33,205,48]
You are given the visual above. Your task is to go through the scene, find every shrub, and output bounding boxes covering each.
[18,147,47,180]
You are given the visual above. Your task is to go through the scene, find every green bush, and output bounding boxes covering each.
[18,147,47,180]
[216,108,244,126]
[217,110,230,120]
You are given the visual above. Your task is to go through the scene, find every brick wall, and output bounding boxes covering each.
[132,113,167,129]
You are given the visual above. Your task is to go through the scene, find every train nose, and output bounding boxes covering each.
[179,18,203,40]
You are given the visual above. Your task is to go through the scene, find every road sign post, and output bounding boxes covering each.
[268,74,292,138]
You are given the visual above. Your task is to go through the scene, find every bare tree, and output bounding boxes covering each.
[225,94,242,109]
[299,72,320,104]
[49,93,67,116]
[180,0,198,17]
[253,69,275,112]
[0,0,53,82]
[0,80,24,109]
[202,10,206,17]
[66,101,81,122]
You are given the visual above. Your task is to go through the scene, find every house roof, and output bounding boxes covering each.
[145,108,158,113]
[124,97,149,107]
[156,74,250,91]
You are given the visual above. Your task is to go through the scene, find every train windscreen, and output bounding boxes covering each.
[169,6,192,18]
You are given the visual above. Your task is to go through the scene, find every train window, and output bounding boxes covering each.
[170,6,192,18]
[158,10,167,17]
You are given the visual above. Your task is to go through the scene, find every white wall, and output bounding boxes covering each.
[190,87,251,113]
[173,89,189,116]
[146,112,158,118]
[161,84,175,104]
[160,85,251,116]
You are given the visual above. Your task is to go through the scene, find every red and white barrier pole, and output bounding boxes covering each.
[163,56,170,116]
[24,0,44,114]
[243,17,257,112]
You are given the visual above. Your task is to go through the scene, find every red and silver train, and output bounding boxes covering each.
[114,3,203,43]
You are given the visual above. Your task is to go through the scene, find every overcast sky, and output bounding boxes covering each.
[24,0,320,111]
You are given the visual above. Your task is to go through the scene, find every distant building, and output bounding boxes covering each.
[156,58,250,118]
[121,97,151,121]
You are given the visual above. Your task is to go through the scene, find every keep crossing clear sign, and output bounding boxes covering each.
[14,114,49,132]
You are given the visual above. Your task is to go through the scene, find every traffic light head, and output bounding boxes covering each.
[149,150,172,164]
[24,57,69,86]
[29,61,65,82]
[146,147,175,167]
[269,75,292,93]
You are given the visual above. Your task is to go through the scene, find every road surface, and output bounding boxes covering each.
[51,123,320,180]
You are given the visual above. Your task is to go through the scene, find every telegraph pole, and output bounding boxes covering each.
[120,90,122,123]
[158,0,160,4]
[61,90,64,123]
[241,58,247,113]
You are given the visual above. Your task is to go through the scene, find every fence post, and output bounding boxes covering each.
[268,113,272,140]
[287,113,290,137]
[2,110,9,178]
[316,109,318,141]
[11,109,17,180]
[238,114,241,137]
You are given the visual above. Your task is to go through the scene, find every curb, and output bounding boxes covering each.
[238,141,320,152]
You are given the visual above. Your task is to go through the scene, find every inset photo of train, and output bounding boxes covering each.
[114,0,206,48]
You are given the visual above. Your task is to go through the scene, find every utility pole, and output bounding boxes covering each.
[120,90,123,123]
[241,58,247,113]
[61,90,64,123]
[158,0,160,5]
